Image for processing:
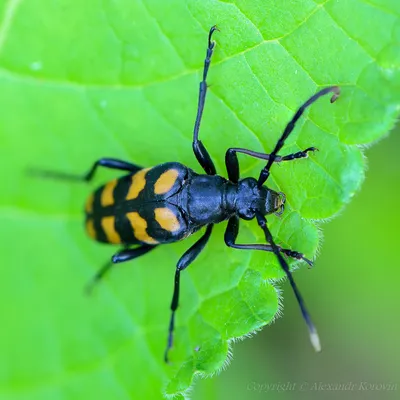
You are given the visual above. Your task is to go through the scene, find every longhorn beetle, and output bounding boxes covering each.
[35,26,340,362]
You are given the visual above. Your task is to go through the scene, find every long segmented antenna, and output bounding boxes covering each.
[258,86,340,187]
[255,212,321,352]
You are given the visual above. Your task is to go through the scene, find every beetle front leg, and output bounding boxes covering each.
[225,147,318,183]
[224,215,312,265]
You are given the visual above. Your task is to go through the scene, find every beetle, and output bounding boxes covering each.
[35,26,340,362]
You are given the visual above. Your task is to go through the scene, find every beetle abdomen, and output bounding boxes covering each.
[84,162,189,245]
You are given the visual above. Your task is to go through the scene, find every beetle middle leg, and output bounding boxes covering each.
[85,244,157,294]
[165,224,213,363]
[192,26,219,176]
[225,147,318,183]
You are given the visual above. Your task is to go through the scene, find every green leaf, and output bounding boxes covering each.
[0,0,398,398]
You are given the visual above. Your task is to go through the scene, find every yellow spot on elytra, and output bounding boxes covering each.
[101,179,117,207]
[155,207,180,232]
[101,216,121,244]
[154,169,179,195]
[86,219,96,239]
[85,193,94,214]
[126,168,150,200]
[126,211,158,244]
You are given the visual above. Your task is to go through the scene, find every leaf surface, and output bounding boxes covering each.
[0,0,399,398]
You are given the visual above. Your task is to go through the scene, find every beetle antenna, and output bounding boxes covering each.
[258,86,340,187]
[255,212,321,352]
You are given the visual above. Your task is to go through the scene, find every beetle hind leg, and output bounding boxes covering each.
[85,244,157,294]
[29,158,143,183]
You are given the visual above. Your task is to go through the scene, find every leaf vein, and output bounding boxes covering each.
[0,0,21,54]
[140,0,187,69]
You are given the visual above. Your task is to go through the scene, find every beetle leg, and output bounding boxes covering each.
[29,158,143,182]
[257,86,340,187]
[85,244,156,294]
[225,148,281,183]
[82,158,143,181]
[192,26,219,176]
[224,215,320,352]
[164,224,213,363]
[225,147,318,183]
[224,215,312,265]
[280,147,318,161]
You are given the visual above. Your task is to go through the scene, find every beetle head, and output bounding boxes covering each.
[260,188,286,216]
[236,178,286,219]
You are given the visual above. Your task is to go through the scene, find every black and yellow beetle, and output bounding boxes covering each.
[36,26,340,362]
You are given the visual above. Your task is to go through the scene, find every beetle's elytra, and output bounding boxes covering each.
[36,26,340,362]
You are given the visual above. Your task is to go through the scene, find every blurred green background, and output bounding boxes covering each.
[195,125,400,400]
